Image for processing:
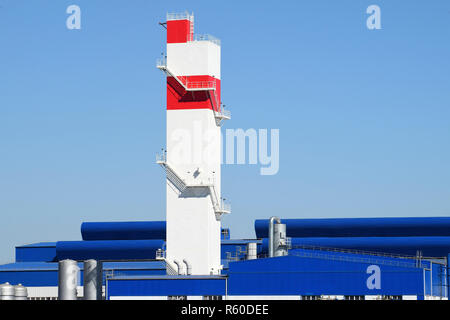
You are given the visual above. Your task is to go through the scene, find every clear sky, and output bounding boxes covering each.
[0,0,449,264]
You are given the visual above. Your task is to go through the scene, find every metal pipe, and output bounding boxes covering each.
[58,259,79,300]
[246,243,257,260]
[183,259,192,275]
[173,260,182,275]
[83,260,103,300]
[269,216,281,257]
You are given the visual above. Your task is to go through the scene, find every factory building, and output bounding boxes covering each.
[1,218,450,300]
[1,13,449,301]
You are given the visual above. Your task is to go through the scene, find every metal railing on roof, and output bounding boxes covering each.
[288,249,419,269]
[167,12,194,22]
[193,34,221,46]
[290,244,425,260]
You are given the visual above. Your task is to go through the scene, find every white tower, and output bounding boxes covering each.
[156,12,230,275]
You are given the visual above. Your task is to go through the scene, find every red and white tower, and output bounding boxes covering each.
[156,12,230,275]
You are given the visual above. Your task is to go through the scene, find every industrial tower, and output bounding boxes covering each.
[156,12,231,275]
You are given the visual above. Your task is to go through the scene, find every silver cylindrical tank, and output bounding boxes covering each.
[274,223,288,257]
[58,259,79,300]
[14,284,28,300]
[246,243,257,260]
[83,260,103,300]
[0,282,15,300]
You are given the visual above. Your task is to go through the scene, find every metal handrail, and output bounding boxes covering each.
[156,58,216,90]
[288,250,419,269]
[167,12,194,22]
[290,244,427,260]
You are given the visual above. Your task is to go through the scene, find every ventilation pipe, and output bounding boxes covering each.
[183,259,192,275]
[173,260,183,275]
[269,216,281,257]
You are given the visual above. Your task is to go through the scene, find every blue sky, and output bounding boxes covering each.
[0,0,449,264]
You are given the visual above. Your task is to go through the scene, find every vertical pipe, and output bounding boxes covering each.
[246,243,257,260]
[274,223,287,256]
[84,259,103,300]
[58,259,79,300]
[183,259,192,275]
[268,216,280,257]
[173,260,182,275]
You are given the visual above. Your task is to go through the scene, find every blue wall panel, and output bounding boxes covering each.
[227,256,424,296]
[107,277,226,298]
[16,244,57,262]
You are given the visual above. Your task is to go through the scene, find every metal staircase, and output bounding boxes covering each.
[156,152,231,219]
[156,58,231,126]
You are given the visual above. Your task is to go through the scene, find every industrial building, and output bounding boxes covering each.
[1,12,449,301]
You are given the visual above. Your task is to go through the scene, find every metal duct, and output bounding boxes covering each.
[56,240,164,261]
[81,221,166,240]
[183,259,192,275]
[173,260,183,275]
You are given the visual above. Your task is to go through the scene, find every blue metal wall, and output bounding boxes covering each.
[227,255,426,297]
[107,276,226,298]
[15,242,57,262]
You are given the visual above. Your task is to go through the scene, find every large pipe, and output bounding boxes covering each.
[56,239,164,261]
[268,216,281,257]
[256,217,450,239]
[81,221,166,240]
[183,259,192,275]
[83,260,103,300]
[58,259,79,300]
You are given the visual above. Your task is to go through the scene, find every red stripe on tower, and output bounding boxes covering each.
[167,76,221,111]
[166,12,193,43]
